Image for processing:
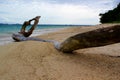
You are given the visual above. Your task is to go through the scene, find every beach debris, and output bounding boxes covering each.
[12,16,41,41]
[57,25,120,53]
[12,17,120,53]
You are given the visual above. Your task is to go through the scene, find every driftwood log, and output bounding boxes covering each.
[57,25,120,53]
[12,17,120,53]
[12,16,41,41]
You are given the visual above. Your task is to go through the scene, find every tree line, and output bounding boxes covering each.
[99,3,120,23]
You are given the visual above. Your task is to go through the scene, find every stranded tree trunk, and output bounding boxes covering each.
[57,25,120,53]
[12,17,120,53]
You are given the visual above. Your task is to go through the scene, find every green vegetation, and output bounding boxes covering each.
[99,3,120,23]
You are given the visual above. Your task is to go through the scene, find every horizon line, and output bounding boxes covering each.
[0,23,97,25]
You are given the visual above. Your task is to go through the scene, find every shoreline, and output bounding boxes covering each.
[0,23,119,46]
[0,24,120,80]
[0,27,68,45]
[0,23,120,45]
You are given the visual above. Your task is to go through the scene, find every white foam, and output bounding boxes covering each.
[0,37,13,45]
[0,28,66,46]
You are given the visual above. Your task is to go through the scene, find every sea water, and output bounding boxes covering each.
[0,24,88,45]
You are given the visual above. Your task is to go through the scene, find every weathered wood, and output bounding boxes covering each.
[58,25,120,53]
[12,16,58,43]
[19,16,41,37]
[12,17,120,53]
[12,16,41,41]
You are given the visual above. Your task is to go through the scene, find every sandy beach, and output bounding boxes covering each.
[0,24,120,80]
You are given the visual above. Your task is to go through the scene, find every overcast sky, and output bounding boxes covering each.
[0,0,119,24]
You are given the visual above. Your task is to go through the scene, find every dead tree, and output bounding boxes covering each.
[12,17,120,53]
[20,16,40,37]
[12,16,41,41]
[57,25,120,53]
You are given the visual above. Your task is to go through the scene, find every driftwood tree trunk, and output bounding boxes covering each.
[58,25,120,53]
[12,17,120,53]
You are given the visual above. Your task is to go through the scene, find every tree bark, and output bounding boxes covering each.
[12,16,41,41]
[58,25,120,53]
[20,16,41,37]
[12,18,120,53]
